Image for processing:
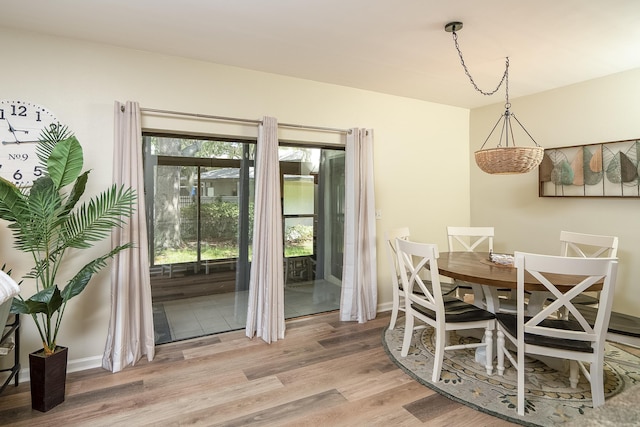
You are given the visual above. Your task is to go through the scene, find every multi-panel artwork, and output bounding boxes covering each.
[539,139,640,198]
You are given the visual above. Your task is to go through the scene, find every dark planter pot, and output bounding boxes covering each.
[29,346,68,412]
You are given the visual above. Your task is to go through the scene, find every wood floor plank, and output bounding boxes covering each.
[181,321,335,359]
[337,368,417,401]
[277,378,436,426]
[162,350,397,424]
[211,389,347,427]
[243,328,384,381]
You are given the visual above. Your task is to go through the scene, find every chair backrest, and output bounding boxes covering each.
[560,231,618,258]
[447,226,494,252]
[396,238,444,315]
[514,251,618,349]
[384,227,411,290]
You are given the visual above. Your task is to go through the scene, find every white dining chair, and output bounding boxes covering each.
[446,226,515,313]
[560,231,619,259]
[496,251,618,416]
[396,238,495,382]
[384,227,411,330]
[528,231,619,314]
[560,231,619,309]
[385,227,458,330]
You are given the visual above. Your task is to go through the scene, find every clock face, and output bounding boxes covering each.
[0,100,59,187]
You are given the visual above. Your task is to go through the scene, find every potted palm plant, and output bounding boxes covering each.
[0,125,135,411]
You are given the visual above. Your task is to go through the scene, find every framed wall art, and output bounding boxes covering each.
[539,138,640,198]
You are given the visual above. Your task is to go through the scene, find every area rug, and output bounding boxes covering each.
[382,325,640,426]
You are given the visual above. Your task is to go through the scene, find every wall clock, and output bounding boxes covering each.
[0,100,60,187]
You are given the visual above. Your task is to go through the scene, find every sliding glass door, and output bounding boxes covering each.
[144,134,345,343]
[144,136,254,343]
[280,145,345,317]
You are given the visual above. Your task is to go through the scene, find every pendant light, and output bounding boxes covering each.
[445,21,543,174]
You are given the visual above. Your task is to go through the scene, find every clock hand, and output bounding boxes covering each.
[4,120,30,143]
[5,120,20,143]
[6,120,29,134]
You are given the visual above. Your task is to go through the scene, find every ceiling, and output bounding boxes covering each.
[2,1,640,109]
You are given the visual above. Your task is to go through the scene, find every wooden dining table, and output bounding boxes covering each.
[435,251,603,314]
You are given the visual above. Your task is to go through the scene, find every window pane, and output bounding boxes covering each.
[284,217,314,257]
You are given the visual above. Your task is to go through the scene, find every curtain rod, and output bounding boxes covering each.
[140,108,261,125]
[278,122,350,134]
[140,107,350,134]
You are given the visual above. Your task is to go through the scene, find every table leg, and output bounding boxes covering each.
[482,285,501,313]
[526,291,550,315]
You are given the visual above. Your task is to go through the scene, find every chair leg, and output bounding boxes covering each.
[484,328,493,375]
[432,327,446,383]
[569,360,579,389]
[472,284,484,308]
[517,346,525,416]
[389,295,400,330]
[590,358,605,407]
[497,330,505,376]
[400,313,414,357]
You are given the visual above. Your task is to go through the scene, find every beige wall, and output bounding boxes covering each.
[470,68,640,316]
[0,28,469,370]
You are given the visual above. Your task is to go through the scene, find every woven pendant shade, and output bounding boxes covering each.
[475,146,544,175]
[473,107,543,175]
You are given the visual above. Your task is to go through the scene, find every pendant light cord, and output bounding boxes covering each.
[451,30,509,99]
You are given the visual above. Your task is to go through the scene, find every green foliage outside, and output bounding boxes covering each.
[155,244,240,264]
[155,240,313,264]
[154,203,314,264]
[180,199,249,242]
[284,224,313,244]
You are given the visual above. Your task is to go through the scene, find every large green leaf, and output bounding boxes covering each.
[60,243,133,302]
[61,171,89,215]
[48,136,84,189]
[0,177,27,222]
[11,286,63,317]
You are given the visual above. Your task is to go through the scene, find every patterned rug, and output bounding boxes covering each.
[382,325,640,426]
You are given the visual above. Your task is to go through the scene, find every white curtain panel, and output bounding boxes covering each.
[340,128,377,322]
[245,116,285,343]
[103,101,155,372]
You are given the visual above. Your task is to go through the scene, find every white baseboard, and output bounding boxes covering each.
[377,302,393,314]
[17,354,103,384]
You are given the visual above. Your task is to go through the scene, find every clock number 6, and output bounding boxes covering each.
[13,170,22,181]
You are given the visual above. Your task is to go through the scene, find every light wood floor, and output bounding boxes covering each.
[0,311,516,426]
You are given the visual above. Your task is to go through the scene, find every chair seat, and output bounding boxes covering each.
[400,281,459,297]
[496,313,594,353]
[570,294,600,306]
[576,305,640,339]
[412,297,495,323]
[541,293,599,306]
